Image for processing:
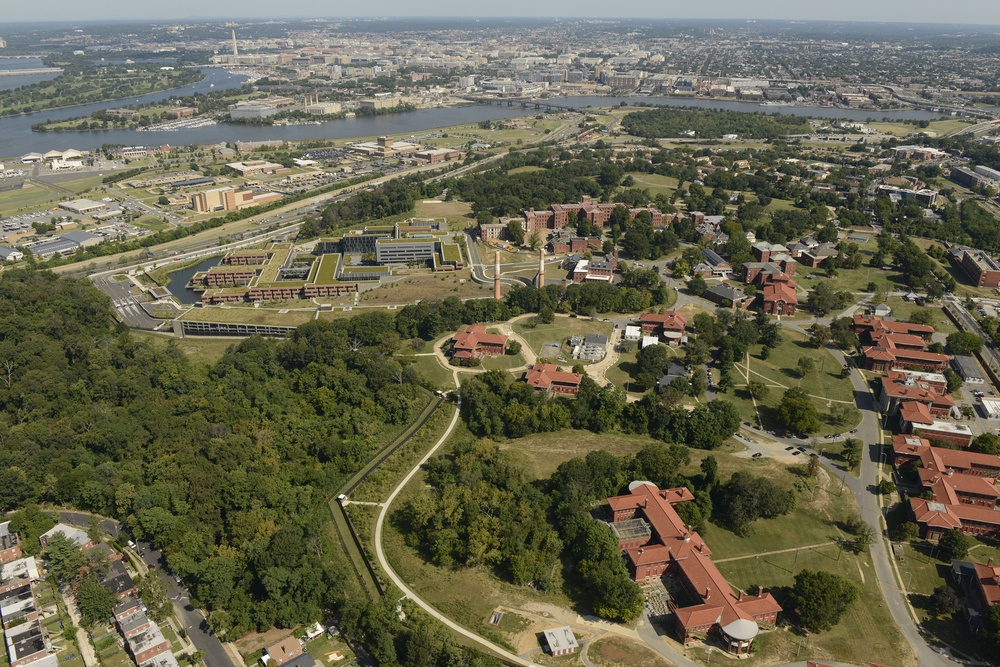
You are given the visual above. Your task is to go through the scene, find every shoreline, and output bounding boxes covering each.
[0,71,208,121]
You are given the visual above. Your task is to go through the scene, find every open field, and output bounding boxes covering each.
[513,316,615,364]
[625,173,679,197]
[359,271,492,305]
[479,351,527,371]
[710,545,916,667]
[720,330,861,437]
[499,429,664,480]
[588,636,670,667]
[178,306,317,326]
[411,198,473,222]
[131,330,235,368]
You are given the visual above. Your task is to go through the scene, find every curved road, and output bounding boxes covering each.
[372,392,538,667]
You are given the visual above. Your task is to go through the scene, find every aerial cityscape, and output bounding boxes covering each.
[4,12,1000,667]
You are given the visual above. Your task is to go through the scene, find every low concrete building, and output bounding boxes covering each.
[543,627,579,656]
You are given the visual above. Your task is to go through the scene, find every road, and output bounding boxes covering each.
[55,510,237,667]
[373,392,538,667]
[90,273,166,330]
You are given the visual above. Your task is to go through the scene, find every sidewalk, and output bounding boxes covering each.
[61,589,99,667]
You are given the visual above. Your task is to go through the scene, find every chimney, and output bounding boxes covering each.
[705,586,710,599]
[493,251,501,301]
[739,590,744,601]
[643,497,649,508]
[990,558,994,567]
[538,247,545,288]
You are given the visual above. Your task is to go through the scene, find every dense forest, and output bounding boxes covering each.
[621,107,812,140]
[0,270,433,642]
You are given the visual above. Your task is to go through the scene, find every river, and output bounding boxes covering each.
[166,255,221,305]
[0,57,59,91]
[0,67,948,158]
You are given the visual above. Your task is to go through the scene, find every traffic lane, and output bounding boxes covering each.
[136,540,235,667]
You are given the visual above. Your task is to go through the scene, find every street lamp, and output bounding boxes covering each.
[905,571,913,591]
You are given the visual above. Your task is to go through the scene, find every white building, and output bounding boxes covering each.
[0,246,24,262]
[624,325,642,342]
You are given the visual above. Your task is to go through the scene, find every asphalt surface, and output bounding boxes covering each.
[91,273,165,330]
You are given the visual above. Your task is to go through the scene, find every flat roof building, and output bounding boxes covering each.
[953,355,986,384]
[59,198,106,215]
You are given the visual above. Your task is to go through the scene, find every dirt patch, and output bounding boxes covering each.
[233,627,298,657]
[589,636,670,667]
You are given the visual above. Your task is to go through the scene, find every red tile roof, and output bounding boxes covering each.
[608,482,781,633]
[524,364,583,390]
[900,401,934,425]
[639,311,688,330]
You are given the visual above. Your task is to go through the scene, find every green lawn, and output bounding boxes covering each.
[499,429,664,480]
[881,298,958,335]
[513,316,615,363]
[405,353,456,389]
[720,330,861,437]
[305,634,356,665]
[713,546,915,667]
[131,331,235,368]
[479,352,526,371]
[625,172,679,197]
[796,263,903,295]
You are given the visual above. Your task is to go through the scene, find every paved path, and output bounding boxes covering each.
[373,395,536,667]
[60,590,99,667]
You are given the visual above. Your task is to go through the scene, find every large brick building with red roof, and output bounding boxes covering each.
[523,364,583,395]
[853,315,949,372]
[758,274,798,316]
[607,482,781,654]
[449,325,508,360]
[892,435,1000,539]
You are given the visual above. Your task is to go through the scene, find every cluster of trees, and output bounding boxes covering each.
[504,280,672,317]
[446,148,624,217]
[712,471,795,536]
[396,440,562,589]
[458,368,741,449]
[0,270,433,638]
[789,569,859,633]
[620,107,812,140]
[315,174,434,234]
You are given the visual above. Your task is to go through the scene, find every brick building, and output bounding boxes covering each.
[450,325,508,360]
[523,364,583,396]
[607,482,781,654]
[0,522,21,565]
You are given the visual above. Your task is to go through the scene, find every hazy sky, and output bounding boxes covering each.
[3,1,1000,25]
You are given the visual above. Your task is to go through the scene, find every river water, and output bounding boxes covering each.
[166,255,221,304]
[0,66,947,158]
[0,57,60,91]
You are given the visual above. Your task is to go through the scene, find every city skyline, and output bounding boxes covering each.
[2,2,1000,25]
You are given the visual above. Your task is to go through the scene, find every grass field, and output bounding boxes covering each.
[499,429,664,480]
[360,271,492,305]
[588,636,670,667]
[178,306,316,326]
[513,316,615,363]
[131,330,234,368]
[405,353,456,389]
[710,546,915,667]
[305,634,355,665]
[479,351,526,371]
[625,173,680,198]
[720,330,861,437]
